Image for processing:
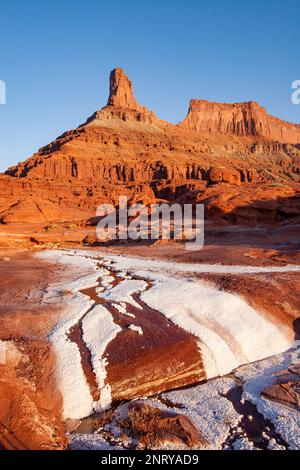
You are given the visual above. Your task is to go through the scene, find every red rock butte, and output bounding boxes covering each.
[0,67,300,225]
[107,67,143,109]
[180,99,300,144]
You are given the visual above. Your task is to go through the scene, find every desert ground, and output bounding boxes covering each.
[0,224,300,450]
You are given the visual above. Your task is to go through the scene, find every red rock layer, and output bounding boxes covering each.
[0,67,300,225]
[180,99,300,144]
[107,68,143,110]
[0,253,67,449]
[86,68,158,128]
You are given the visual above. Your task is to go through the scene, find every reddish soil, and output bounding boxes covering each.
[0,250,67,450]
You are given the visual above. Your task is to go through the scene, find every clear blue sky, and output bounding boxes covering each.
[0,0,299,172]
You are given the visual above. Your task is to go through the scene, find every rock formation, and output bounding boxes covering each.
[262,363,300,410]
[0,67,300,225]
[180,99,300,144]
[0,197,63,224]
[122,402,209,449]
[86,67,158,130]
[106,68,143,110]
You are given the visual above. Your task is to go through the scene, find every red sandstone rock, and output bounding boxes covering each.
[262,363,300,410]
[0,68,300,227]
[124,402,208,449]
[0,253,68,450]
[87,68,158,129]
[107,68,143,110]
[262,381,300,409]
[180,99,300,144]
[0,197,64,224]
[208,167,241,185]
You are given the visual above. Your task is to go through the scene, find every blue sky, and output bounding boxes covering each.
[0,0,299,171]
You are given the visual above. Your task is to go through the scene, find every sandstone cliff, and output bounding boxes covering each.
[106,68,144,110]
[85,68,159,132]
[1,68,300,224]
[180,99,300,144]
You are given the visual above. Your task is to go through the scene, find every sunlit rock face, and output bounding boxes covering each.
[180,99,300,144]
[1,67,300,226]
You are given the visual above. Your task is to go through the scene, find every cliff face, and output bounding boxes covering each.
[106,68,143,110]
[1,67,300,224]
[86,68,158,130]
[180,99,300,144]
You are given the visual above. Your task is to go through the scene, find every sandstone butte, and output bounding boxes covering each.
[0,67,300,226]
